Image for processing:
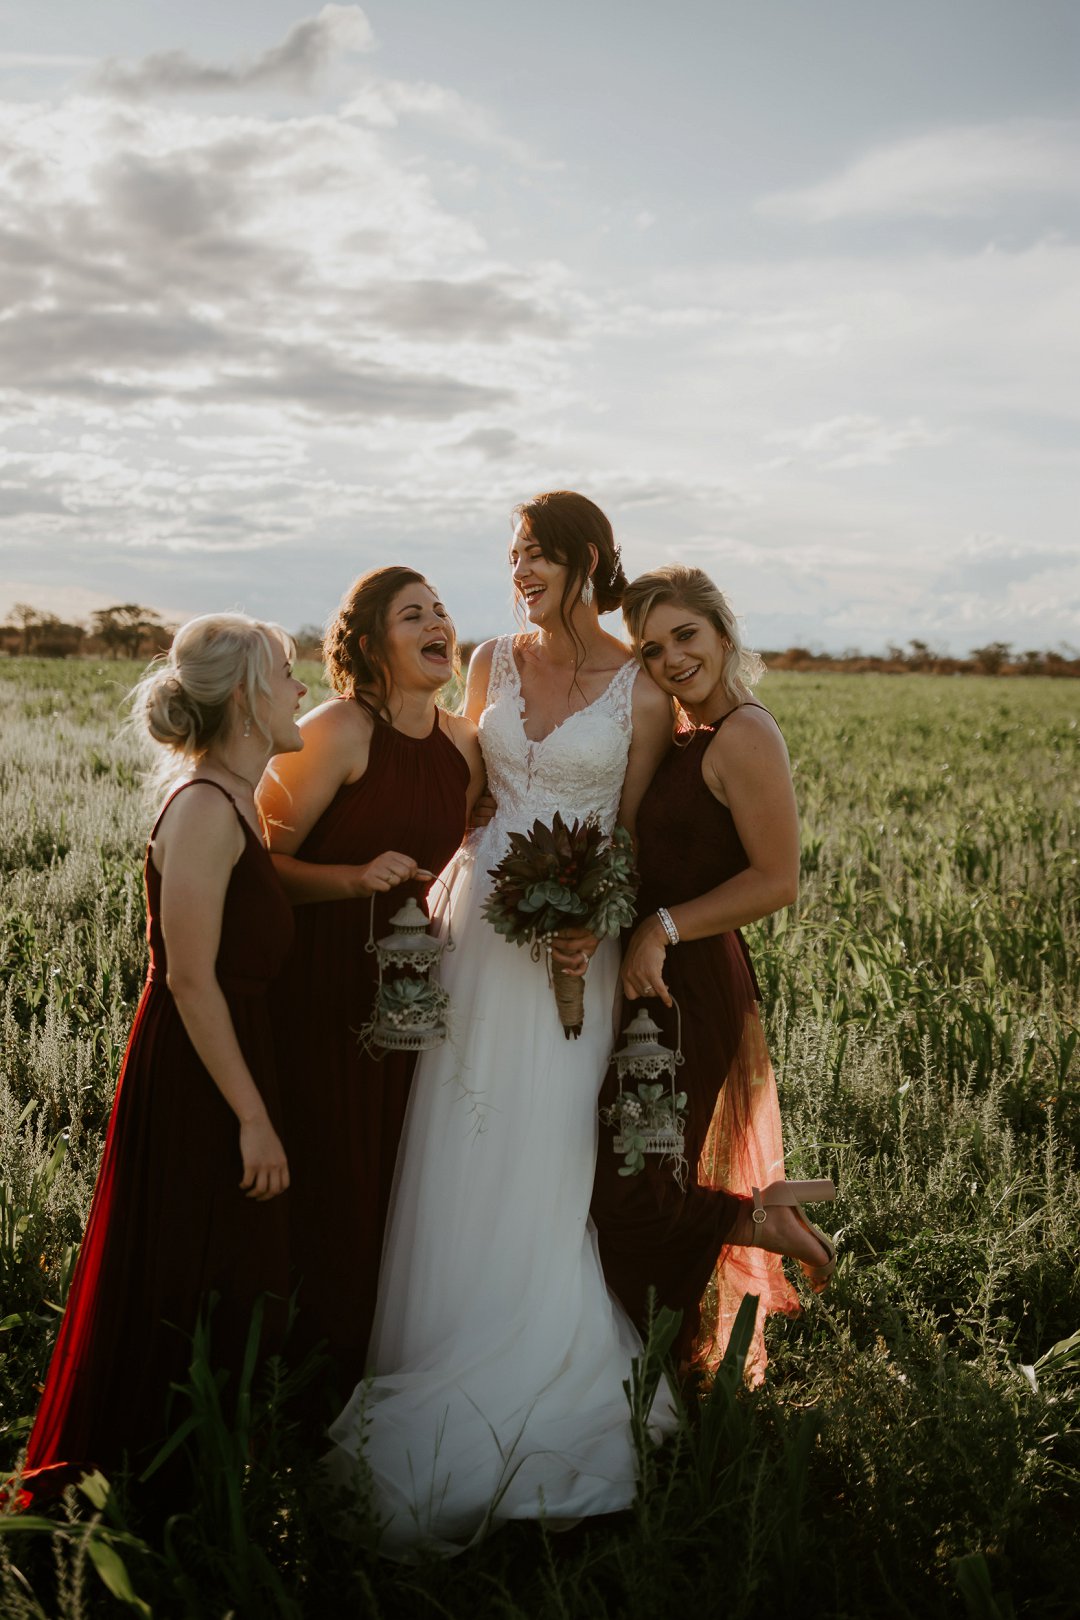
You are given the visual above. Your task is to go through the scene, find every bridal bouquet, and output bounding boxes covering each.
[482,813,638,1039]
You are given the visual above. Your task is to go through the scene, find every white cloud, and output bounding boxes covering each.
[0,93,562,427]
[759,118,1080,221]
[93,5,374,98]
[0,13,1077,653]
[342,79,548,168]
[763,414,948,470]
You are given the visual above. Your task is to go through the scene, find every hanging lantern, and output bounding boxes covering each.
[601,1002,688,1178]
[367,893,452,1052]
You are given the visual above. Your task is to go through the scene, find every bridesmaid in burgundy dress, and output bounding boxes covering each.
[589,566,836,1379]
[258,567,483,1406]
[18,614,306,1502]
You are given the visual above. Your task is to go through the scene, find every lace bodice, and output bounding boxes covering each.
[473,635,638,868]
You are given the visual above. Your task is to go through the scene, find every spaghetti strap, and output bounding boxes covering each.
[710,700,776,733]
[149,778,244,843]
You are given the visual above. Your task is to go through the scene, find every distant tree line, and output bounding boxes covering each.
[3,610,1078,678]
[761,639,1080,678]
[1,603,171,660]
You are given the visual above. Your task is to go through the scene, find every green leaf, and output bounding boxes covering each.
[1034,1327,1080,1375]
[85,1536,153,1617]
[76,1470,112,1511]
[951,1551,1014,1620]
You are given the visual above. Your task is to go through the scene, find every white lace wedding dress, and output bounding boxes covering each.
[326,635,676,1556]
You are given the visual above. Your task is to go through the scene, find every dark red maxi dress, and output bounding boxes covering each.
[273,707,469,1401]
[20,781,294,1500]
[592,715,799,1378]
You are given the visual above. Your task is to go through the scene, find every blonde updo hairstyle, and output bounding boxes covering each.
[622,565,765,709]
[133,612,294,788]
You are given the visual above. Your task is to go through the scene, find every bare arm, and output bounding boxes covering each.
[463,639,496,727]
[155,786,289,1200]
[622,709,799,1005]
[258,701,418,902]
[462,640,496,827]
[443,711,487,821]
[617,671,675,840]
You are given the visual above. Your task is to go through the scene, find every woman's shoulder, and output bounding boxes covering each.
[439,708,480,764]
[466,637,505,692]
[304,692,372,729]
[155,777,238,823]
[441,706,478,740]
[468,637,501,670]
[299,693,374,748]
[713,700,781,737]
[701,701,788,773]
[628,663,668,711]
[151,778,246,863]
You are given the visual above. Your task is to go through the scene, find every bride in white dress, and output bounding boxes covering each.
[327,492,675,1556]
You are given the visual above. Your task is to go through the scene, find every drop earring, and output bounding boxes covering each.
[243,717,252,739]
[580,575,595,607]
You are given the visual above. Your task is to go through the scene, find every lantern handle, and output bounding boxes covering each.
[363,872,454,957]
[671,994,684,1066]
[423,871,455,953]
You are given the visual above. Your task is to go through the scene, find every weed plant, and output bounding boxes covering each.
[0,659,1077,1617]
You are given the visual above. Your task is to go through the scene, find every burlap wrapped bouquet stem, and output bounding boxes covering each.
[552,959,586,1040]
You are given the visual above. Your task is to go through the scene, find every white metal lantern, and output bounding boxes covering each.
[367,893,452,1051]
[602,1002,688,1176]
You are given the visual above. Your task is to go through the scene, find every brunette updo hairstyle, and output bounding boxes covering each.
[132,612,293,788]
[324,565,452,717]
[513,490,627,615]
[622,565,765,708]
[512,491,628,678]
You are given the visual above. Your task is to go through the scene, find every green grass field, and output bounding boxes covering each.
[1,658,1077,1618]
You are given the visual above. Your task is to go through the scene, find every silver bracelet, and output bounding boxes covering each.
[656,906,680,946]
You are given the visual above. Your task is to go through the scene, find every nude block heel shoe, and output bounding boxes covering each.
[750,1179,838,1293]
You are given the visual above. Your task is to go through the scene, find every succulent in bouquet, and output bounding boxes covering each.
[482,812,638,1038]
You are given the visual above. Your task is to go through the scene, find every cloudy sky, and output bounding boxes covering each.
[1,0,1077,653]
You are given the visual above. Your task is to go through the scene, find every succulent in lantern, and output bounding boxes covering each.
[365,893,453,1053]
[600,1003,688,1182]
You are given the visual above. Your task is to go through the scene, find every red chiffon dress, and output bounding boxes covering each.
[273,707,469,1399]
[591,711,799,1380]
[19,781,294,1502]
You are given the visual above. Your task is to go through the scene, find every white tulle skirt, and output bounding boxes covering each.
[326,833,676,1557]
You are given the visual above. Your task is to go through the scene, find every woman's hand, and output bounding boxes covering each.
[620,916,672,1007]
[469,790,498,830]
[552,926,600,977]
[239,1116,290,1201]
[354,850,420,895]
